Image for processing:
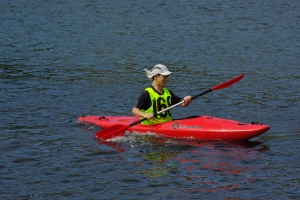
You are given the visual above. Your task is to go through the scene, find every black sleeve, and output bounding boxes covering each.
[134,90,151,110]
[169,90,183,105]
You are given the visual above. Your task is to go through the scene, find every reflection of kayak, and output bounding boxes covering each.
[78,115,270,140]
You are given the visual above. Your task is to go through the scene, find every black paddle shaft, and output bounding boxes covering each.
[191,89,212,100]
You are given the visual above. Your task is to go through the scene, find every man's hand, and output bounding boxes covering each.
[143,113,154,119]
[181,96,192,107]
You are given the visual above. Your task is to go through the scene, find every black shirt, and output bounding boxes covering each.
[134,86,182,111]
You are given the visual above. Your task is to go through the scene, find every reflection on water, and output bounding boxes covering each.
[140,151,178,178]
[104,133,270,191]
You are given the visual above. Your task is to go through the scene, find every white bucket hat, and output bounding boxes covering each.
[144,64,172,79]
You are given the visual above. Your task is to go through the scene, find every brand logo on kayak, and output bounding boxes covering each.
[172,123,202,130]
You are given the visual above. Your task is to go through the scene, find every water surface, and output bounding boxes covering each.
[1,0,299,199]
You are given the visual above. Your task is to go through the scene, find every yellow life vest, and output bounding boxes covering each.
[141,87,172,125]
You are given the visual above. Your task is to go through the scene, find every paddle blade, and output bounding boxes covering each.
[211,74,244,91]
[94,124,130,140]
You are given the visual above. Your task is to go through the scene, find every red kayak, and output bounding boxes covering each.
[77,115,270,140]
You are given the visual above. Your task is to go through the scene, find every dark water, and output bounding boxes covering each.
[1,0,299,199]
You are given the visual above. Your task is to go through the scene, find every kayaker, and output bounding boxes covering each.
[132,64,192,125]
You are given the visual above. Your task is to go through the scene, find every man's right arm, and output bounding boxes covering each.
[132,91,153,119]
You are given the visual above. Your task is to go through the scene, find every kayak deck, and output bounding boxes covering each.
[78,115,270,141]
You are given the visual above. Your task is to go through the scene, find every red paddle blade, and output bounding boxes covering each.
[95,124,130,140]
[211,74,244,91]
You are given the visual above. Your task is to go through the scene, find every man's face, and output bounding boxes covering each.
[156,74,169,87]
